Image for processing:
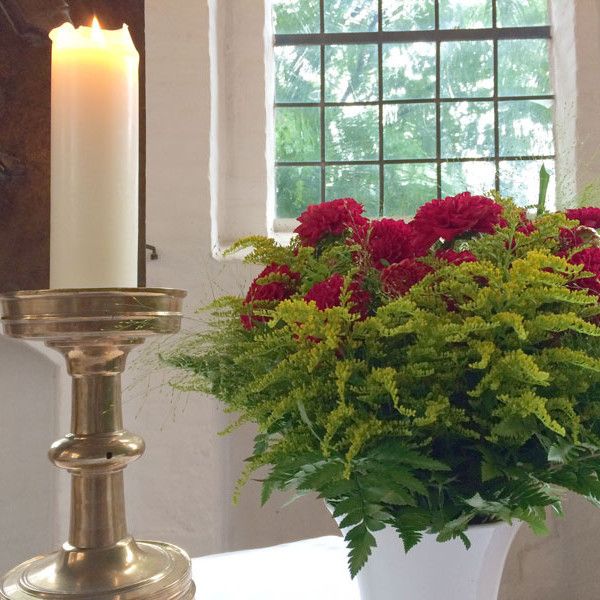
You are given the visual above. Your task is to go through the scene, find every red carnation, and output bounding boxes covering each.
[381,259,434,297]
[304,273,370,319]
[436,249,477,265]
[410,192,507,254]
[364,218,416,269]
[569,247,600,296]
[558,227,585,254]
[295,198,368,247]
[516,221,536,236]
[241,263,301,329]
[565,208,600,229]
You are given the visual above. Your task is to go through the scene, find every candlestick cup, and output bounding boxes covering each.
[0,288,195,600]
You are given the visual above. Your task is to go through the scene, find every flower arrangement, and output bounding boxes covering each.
[166,193,600,576]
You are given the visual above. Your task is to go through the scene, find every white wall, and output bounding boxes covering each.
[134,0,336,558]
[0,338,57,573]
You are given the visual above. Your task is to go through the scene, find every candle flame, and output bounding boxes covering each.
[91,16,104,43]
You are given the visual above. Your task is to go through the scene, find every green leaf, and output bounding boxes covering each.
[297,399,322,441]
[295,459,345,492]
[339,510,365,529]
[537,163,550,216]
[367,440,450,471]
[548,441,576,464]
[260,477,280,506]
[436,512,474,543]
[392,508,430,552]
[346,523,377,578]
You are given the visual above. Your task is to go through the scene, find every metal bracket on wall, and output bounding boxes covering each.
[145,244,158,260]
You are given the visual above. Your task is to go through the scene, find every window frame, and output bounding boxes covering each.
[273,0,553,224]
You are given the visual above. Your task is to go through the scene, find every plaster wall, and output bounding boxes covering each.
[131,0,336,558]
[0,338,57,573]
[553,0,600,207]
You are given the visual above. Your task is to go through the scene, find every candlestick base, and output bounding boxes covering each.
[0,538,195,600]
[0,289,195,600]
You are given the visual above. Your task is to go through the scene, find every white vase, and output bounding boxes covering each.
[354,521,521,600]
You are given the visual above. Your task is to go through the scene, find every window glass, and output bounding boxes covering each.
[382,0,435,31]
[439,0,493,29]
[273,0,553,219]
[273,0,320,34]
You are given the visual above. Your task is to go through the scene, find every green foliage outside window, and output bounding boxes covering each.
[273,0,554,220]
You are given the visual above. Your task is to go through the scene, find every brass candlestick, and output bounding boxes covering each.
[0,288,196,600]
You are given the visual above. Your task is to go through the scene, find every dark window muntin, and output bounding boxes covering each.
[274,0,553,217]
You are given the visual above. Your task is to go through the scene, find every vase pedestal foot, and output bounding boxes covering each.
[0,537,195,600]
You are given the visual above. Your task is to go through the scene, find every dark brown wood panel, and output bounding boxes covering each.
[0,0,145,292]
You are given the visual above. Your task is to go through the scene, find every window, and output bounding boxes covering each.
[272,0,554,225]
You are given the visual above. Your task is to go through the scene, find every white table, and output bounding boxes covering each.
[192,536,361,599]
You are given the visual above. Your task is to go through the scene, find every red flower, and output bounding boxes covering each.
[516,221,537,236]
[565,208,600,229]
[558,227,585,254]
[410,192,506,253]
[304,273,370,319]
[435,249,477,265]
[381,259,434,297]
[365,218,416,269]
[241,264,300,329]
[295,198,368,247]
[569,247,600,296]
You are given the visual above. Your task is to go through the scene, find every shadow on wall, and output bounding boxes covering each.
[500,493,600,599]
[0,336,57,572]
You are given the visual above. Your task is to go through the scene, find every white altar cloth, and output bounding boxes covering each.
[192,535,360,599]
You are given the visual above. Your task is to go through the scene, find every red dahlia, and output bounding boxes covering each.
[241,263,300,329]
[294,198,368,247]
[410,192,506,254]
[304,273,370,319]
[381,259,433,297]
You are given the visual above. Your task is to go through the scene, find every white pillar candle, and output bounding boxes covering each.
[49,18,139,289]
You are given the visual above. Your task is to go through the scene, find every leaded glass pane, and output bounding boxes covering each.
[498,39,551,97]
[275,45,321,103]
[498,99,554,157]
[325,45,378,102]
[276,107,320,162]
[441,41,494,98]
[384,163,437,217]
[276,167,321,218]
[441,161,496,197]
[325,106,379,161]
[439,0,492,29]
[325,165,380,216]
[324,0,378,32]
[273,0,320,34]
[384,103,436,160]
[383,43,436,100]
[441,101,495,158]
[497,0,549,27]
[382,0,435,31]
